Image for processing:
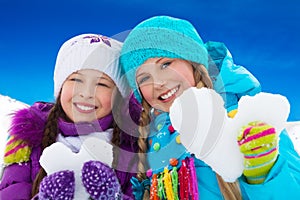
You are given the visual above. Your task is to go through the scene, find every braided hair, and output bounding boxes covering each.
[192,62,242,200]
[136,62,242,200]
[32,91,67,196]
[31,89,125,198]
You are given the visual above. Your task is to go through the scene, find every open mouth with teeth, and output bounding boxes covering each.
[158,85,180,102]
[74,103,98,113]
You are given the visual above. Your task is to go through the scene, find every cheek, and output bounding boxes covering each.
[184,66,196,86]
[174,69,195,87]
[139,84,155,104]
[60,86,74,119]
[101,96,112,110]
[97,89,114,111]
[170,62,195,87]
[60,84,74,105]
[186,73,196,86]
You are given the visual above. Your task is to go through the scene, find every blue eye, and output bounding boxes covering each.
[161,61,171,69]
[138,76,150,85]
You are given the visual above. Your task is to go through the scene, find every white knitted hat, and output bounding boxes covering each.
[54,33,128,98]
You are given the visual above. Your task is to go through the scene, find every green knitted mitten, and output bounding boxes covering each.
[237,121,279,184]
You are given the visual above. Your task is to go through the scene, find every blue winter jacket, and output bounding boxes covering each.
[194,130,300,199]
[138,41,300,199]
[196,41,300,199]
[205,41,261,112]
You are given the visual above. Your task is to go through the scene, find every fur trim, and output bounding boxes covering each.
[3,102,52,165]
[9,102,52,147]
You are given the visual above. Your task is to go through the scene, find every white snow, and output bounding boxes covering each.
[0,95,28,176]
[40,138,113,199]
[170,88,290,182]
[0,93,300,182]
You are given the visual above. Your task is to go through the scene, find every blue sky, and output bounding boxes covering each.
[0,0,299,121]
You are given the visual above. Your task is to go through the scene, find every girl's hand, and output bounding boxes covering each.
[237,121,279,184]
[81,160,122,200]
[38,170,75,200]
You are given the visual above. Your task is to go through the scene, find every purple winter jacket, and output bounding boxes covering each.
[0,101,139,200]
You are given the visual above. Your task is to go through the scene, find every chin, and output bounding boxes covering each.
[159,106,170,113]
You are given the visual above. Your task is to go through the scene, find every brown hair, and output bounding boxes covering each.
[136,62,242,199]
[31,89,124,198]
[111,89,125,170]
[31,92,66,196]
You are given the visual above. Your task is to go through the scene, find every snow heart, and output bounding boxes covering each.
[169,88,290,182]
[39,137,113,199]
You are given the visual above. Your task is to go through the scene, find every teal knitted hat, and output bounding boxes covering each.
[120,15,208,102]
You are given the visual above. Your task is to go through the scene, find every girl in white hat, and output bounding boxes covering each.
[0,33,138,200]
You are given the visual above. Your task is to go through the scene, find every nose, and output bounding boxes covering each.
[78,85,94,99]
[79,92,93,99]
[153,77,166,89]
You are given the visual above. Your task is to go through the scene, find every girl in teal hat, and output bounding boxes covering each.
[120,15,300,199]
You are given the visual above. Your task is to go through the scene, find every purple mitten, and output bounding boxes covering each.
[81,160,122,200]
[38,170,75,200]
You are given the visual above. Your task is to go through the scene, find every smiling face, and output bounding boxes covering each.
[60,69,116,122]
[136,58,195,112]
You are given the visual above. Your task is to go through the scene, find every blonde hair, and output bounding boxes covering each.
[194,64,242,200]
[136,62,242,199]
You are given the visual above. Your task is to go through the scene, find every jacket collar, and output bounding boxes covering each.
[58,113,113,136]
